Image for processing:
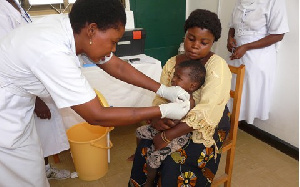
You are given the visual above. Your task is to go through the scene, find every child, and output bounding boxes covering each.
[135,60,206,186]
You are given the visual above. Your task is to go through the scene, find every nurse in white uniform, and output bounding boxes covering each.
[227,0,289,124]
[0,0,190,186]
[0,0,70,180]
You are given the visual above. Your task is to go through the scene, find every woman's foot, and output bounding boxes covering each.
[127,154,135,161]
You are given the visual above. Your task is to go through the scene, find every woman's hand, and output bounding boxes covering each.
[34,97,51,119]
[151,118,177,131]
[230,44,248,60]
[153,132,168,150]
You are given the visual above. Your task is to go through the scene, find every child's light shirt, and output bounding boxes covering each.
[152,54,232,147]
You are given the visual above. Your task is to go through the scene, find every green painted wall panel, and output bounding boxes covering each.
[130,0,186,66]
[145,46,179,65]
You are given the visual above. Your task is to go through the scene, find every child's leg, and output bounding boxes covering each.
[146,133,191,169]
[144,164,157,187]
[136,125,159,140]
[128,125,159,161]
[144,134,191,186]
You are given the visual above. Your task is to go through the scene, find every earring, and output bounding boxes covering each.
[89,39,92,45]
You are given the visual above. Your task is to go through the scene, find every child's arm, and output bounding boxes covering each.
[152,96,195,150]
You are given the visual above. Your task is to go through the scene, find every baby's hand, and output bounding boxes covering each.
[227,37,237,53]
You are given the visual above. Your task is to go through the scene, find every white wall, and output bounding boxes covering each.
[186,0,299,148]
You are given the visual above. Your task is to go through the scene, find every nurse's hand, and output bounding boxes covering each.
[159,100,190,120]
[156,84,190,102]
[34,97,51,119]
[230,45,247,60]
[227,36,237,53]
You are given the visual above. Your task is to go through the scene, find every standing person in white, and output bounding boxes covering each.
[0,0,190,186]
[0,0,71,180]
[227,0,289,124]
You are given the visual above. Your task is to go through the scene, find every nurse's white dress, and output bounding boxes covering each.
[0,0,70,160]
[0,14,95,186]
[227,0,289,124]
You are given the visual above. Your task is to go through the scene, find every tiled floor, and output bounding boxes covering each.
[49,123,299,187]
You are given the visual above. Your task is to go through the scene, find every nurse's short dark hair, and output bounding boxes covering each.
[69,0,126,34]
[184,9,221,42]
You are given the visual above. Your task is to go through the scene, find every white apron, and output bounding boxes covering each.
[0,0,69,159]
[34,97,70,157]
[227,0,289,124]
[0,14,96,186]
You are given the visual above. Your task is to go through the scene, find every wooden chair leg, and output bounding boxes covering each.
[53,154,60,163]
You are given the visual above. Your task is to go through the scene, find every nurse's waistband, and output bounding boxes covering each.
[235,30,266,37]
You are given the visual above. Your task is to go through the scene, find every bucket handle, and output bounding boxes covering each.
[90,140,113,149]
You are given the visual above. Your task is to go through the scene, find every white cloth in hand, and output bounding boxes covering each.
[159,100,190,120]
[156,84,190,103]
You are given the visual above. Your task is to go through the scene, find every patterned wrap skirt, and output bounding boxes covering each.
[129,106,230,187]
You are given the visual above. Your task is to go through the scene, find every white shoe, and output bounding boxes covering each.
[46,164,71,180]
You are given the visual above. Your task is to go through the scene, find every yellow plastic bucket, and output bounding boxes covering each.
[67,122,114,181]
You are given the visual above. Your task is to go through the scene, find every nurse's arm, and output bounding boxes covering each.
[71,96,162,127]
[97,55,160,93]
[231,34,284,60]
[241,34,285,50]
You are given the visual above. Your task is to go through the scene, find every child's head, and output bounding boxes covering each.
[183,9,222,60]
[171,60,206,94]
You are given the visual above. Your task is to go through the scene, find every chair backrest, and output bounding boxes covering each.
[211,64,245,187]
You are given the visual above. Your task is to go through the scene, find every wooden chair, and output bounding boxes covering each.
[211,64,245,187]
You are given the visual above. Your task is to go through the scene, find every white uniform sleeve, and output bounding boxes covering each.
[228,1,239,28]
[268,0,289,34]
[31,49,96,109]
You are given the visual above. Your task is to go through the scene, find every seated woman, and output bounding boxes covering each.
[129,9,232,186]
[136,60,206,186]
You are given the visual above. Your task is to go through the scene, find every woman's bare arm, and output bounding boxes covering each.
[153,122,193,150]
